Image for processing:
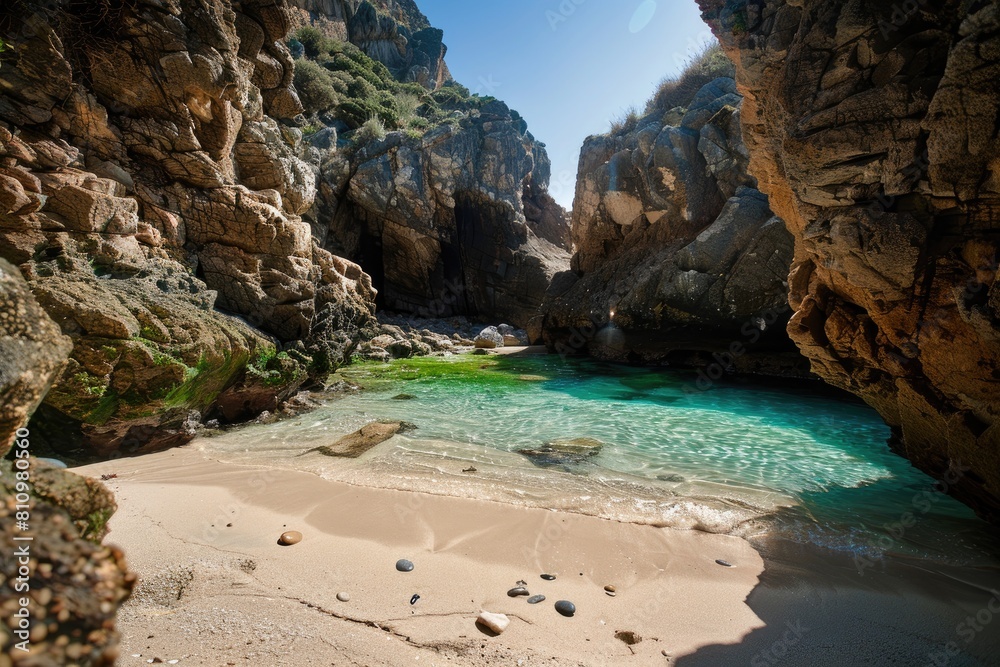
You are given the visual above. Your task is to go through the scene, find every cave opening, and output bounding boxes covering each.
[451,194,487,319]
[359,232,386,309]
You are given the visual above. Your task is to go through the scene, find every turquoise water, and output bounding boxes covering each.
[202,353,1000,567]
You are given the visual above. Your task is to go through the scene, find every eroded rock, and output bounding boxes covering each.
[538,76,802,376]
[0,0,376,456]
[699,0,1000,522]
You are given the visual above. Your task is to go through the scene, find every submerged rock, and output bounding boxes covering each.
[303,421,416,458]
[517,438,604,469]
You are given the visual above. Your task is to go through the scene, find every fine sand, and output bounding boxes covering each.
[75,446,1000,667]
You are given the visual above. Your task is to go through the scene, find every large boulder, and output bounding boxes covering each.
[539,76,802,375]
[474,326,504,349]
[699,0,1000,522]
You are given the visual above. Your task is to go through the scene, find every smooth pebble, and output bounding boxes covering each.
[476,611,510,634]
[540,574,556,580]
[555,600,576,617]
[336,592,350,602]
[527,594,546,604]
[278,531,302,546]
[716,559,733,567]
[396,559,415,572]
[507,587,530,597]
[604,585,616,593]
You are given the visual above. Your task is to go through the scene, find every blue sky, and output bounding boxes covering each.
[417,0,715,209]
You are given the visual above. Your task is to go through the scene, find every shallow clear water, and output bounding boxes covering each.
[200,353,1000,567]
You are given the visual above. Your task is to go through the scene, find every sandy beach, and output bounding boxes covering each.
[76,447,764,666]
[74,446,1000,667]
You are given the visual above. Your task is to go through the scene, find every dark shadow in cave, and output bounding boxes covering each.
[358,232,386,309]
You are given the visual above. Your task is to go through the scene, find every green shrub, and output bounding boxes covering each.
[394,91,422,125]
[286,30,528,141]
[355,116,387,143]
[294,58,339,115]
[296,26,331,58]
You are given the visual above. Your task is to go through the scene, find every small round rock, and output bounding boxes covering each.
[396,559,415,572]
[507,587,530,597]
[716,559,733,568]
[554,600,576,617]
[278,531,302,546]
[540,574,556,581]
[336,592,351,602]
[527,594,546,604]
[604,585,616,593]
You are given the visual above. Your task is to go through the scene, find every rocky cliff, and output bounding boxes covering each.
[539,65,800,374]
[698,0,1000,522]
[315,100,571,328]
[288,2,570,328]
[0,0,376,457]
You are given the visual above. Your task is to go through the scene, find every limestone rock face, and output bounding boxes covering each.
[0,258,72,456]
[699,0,1000,521]
[0,0,375,456]
[313,101,571,329]
[539,79,799,373]
[287,0,451,88]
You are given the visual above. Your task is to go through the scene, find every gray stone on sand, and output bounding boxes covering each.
[337,592,350,602]
[555,600,576,617]
[527,595,546,604]
[396,559,415,572]
[507,587,530,597]
[474,327,504,349]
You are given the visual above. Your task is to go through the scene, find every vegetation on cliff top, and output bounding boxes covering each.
[290,26,525,138]
[607,43,734,136]
[646,43,735,113]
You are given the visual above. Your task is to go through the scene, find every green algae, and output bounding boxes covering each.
[333,353,546,393]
